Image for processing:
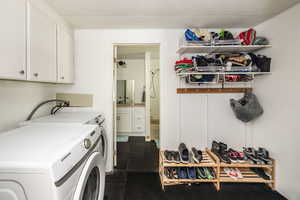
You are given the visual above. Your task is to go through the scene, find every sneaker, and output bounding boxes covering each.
[178,167,188,179]
[196,167,207,179]
[224,167,238,180]
[204,167,214,180]
[211,141,220,154]
[187,168,197,179]
[219,142,228,152]
[256,148,273,164]
[212,141,231,164]
[164,168,172,179]
[233,168,243,179]
[172,151,181,164]
[208,167,216,179]
[170,168,179,179]
[178,143,189,163]
[228,152,239,163]
[164,151,173,163]
[219,150,231,164]
[243,148,264,165]
[191,147,203,163]
[250,168,271,180]
[228,148,245,163]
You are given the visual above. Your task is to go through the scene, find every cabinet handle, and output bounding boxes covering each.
[19,70,25,75]
[34,73,38,77]
[61,76,65,80]
[117,116,120,120]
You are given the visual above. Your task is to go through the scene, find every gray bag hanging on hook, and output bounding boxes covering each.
[230,91,264,122]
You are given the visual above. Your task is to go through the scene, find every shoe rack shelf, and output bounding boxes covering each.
[159,149,220,191]
[177,45,272,54]
[159,149,276,191]
[211,151,276,190]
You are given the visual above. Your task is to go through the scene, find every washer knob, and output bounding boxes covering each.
[84,138,92,149]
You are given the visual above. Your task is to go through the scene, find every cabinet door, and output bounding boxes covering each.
[57,26,74,83]
[27,3,57,82]
[133,108,145,132]
[117,112,132,132]
[0,0,26,80]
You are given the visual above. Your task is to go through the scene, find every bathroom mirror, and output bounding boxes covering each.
[117,80,135,105]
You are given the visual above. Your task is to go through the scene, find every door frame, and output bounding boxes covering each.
[112,43,160,166]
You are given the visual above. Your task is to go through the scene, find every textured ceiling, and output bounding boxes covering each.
[45,0,300,28]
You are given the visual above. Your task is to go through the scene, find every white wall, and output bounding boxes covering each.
[253,3,300,199]
[55,29,253,172]
[117,59,145,103]
[0,81,56,133]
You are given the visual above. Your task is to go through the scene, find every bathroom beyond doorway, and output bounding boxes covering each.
[112,44,160,165]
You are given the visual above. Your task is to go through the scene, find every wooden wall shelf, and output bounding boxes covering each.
[177,88,253,94]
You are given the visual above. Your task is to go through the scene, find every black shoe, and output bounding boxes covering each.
[172,151,181,163]
[191,147,203,163]
[256,148,273,164]
[219,142,228,152]
[219,150,231,164]
[250,168,271,180]
[164,151,173,162]
[211,141,220,154]
[178,143,189,163]
[243,148,264,165]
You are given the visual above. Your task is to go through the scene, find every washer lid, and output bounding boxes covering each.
[24,112,102,124]
[0,124,99,175]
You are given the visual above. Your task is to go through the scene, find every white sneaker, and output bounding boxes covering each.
[224,167,238,180]
[233,168,243,179]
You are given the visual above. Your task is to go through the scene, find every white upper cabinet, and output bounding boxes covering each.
[27,2,57,82]
[0,0,26,80]
[57,26,74,83]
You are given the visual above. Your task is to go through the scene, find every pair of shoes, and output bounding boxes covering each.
[227,148,245,163]
[187,168,197,179]
[256,147,273,164]
[164,168,179,179]
[196,167,215,180]
[164,150,181,163]
[243,147,271,165]
[250,167,271,180]
[179,143,203,164]
[175,168,197,179]
[211,141,231,164]
[223,167,243,180]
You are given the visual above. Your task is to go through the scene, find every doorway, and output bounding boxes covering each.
[112,44,160,169]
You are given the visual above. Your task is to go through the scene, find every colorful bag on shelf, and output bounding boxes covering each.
[239,28,256,45]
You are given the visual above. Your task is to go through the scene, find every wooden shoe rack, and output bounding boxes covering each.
[159,148,220,191]
[159,148,275,191]
[216,151,275,190]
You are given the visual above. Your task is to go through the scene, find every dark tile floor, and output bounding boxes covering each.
[104,137,287,200]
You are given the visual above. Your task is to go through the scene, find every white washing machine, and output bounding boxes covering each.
[0,123,105,200]
[22,108,108,169]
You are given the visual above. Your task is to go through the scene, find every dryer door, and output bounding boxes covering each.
[73,152,104,200]
[99,127,108,164]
